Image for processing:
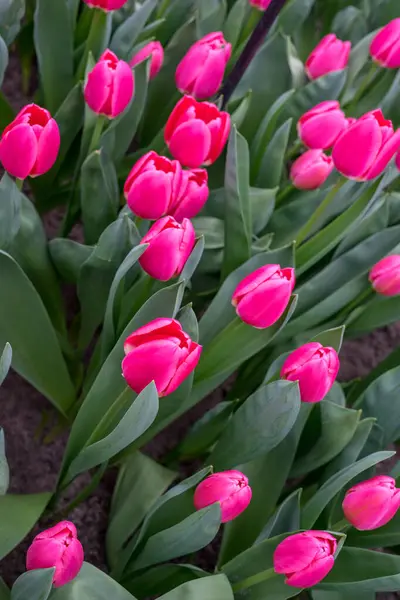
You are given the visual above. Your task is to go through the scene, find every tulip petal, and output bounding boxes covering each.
[84,61,113,114]
[236,278,292,328]
[111,61,134,118]
[300,111,347,149]
[232,265,280,304]
[53,538,84,587]
[192,52,226,99]
[126,170,172,219]
[366,128,400,180]
[332,117,382,179]
[165,96,195,144]
[206,112,231,165]
[32,118,61,176]
[139,228,183,281]
[274,533,321,573]
[175,45,209,94]
[124,318,181,353]
[163,342,202,396]
[286,555,335,588]
[219,485,252,522]
[169,120,212,168]
[0,123,37,178]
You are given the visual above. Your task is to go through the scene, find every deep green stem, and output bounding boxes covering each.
[232,568,277,592]
[88,115,106,154]
[276,184,295,206]
[338,287,374,323]
[15,178,24,191]
[345,62,380,112]
[56,463,108,517]
[286,140,303,161]
[331,518,350,532]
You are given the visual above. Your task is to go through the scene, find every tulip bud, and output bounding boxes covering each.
[130,41,164,79]
[176,32,231,100]
[26,521,84,588]
[298,101,348,150]
[249,0,272,9]
[194,470,252,523]
[369,255,400,296]
[332,109,400,181]
[0,104,60,179]
[122,318,202,397]
[172,168,209,221]
[84,50,134,119]
[139,216,195,281]
[280,342,340,403]
[305,34,351,80]
[83,0,128,10]
[370,18,400,69]
[273,531,337,588]
[343,476,400,531]
[291,149,334,190]
[165,96,231,168]
[232,264,295,329]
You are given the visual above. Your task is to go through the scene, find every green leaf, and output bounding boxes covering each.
[311,327,345,353]
[0,0,24,45]
[0,172,21,250]
[231,90,252,130]
[49,239,93,284]
[179,401,234,458]
[256,489,302,544]
[50,562,136,600]
[34,0,74,112]
[0,429,9,495]
[0,35,8,88]
[11,569,54,600]
[110,0,157,59]
[250,188,276,235]
[277,0,316,35]
[347,509,400,548]
[255,119,292,189]
[0,343,12,387]
[0,579,9,600]
[196,0,226,37]
[158,575,234,600]
[123,564,207,600]
[313,591,373,600]
[0,251,75,414]
[346,294,400,336]
[224,0,246,49]
[0,492,51,560]
[210,380,301,469]
[343,31,378,103]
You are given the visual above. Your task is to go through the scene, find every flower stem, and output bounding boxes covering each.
[88,115,106,154]
[331,518,350,532]
[15,178,24,191]
[232,568,277,592]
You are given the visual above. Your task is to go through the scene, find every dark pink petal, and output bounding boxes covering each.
[0,123,37,178]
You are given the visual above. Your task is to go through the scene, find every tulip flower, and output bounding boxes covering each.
[280,342,340,403]
[343,476,400,530]
[332,109,400,181]
[291,150,334,190]
[122,318,202,397]
[139,216,195,281]
[165,96,231,168]
[274,531,337,588]
[232,264,295,329]
[176,32,232,100]
[298,101,348,150]
[194,470,252,523]
[172,168,209,221]
[370,18,400,69]
[130,41,164,79]
[26,521,84,588]
[249,0,272,9]
[84,50,134,119]
[0,104,60,179]
[83,0,128,10]
[369,255,400,296]
[305,34,351,80]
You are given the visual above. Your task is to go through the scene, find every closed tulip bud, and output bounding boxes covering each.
[232,264,295,329]
[249,0,272,9]
[83,0,128,10]
[172,168,209,221]
[84,50,134,119]
[176,32,231,100]
[165,96,231,168]
[0,104,60,179]
[369,255,400,296]
[26,521,84,588]
[306,34,351,80]
[130,41,164,79]
[298,101,348,150]
[122,318,202,397]
[280,342,340,403]
[370,19,400,69]
[343,476,400,531]
[139,216,195,281]
[332,109,400,181]
[194,470,252,523]
[291,149,334,190]
[274,531,337,588]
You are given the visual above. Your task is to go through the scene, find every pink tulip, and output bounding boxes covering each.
[370,18,400,69]
[280,342,340,403]
[171,168,209,221]
[0,104,60,179]
[165,96,231,168]
[176,32,231,100]
[122,318,202,397]
[305,34,351,80]
[84,50,134,118]
[291,149,334,190]
[369,255,400,296]
[232,264,295,329]
[249,0,272,9]
[83,0,127,10]
[274,531,337,588]
[332,109,400,181]
[298,101,348,150]
[26,521,84,588]
[194,470,252,523]
[139,216,195,281]
[130,41,164,79]
[343,476,400,531]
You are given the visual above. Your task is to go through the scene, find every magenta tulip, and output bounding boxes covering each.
[280,342,340,403]
[305,34,351,80]
[172,168,209,221]
[232,264,295,329]
[84,49,134,118]
[298,101,348,150]
[130,41,164,79]
[176,32,231,100]
[122,318,202,397]
[26,521,84,588]
[332,109,400,181]
[165,96,231,168]
[369,255,400,296]
[194,470,252,523]
[83,0,128,10]
[0,104,60,179]
[249,0,272,9]
[343,476,400,531]
[274,531,337,588]
[139,216,195,281]
[370,18,400,68]
[291,149,334,190]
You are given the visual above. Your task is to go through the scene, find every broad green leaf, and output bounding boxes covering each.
[332,6,367,45]
[158,575,234,600]
[0,579,9,600]
[123,564,207,600]
[255,119,292,189]
[196,0,226,37]
[0,429,9,495]
[347,510,400,548]
[0,0,25,45]
[256,489,302,544]
[346,294,400,335]
[343,31,377,100]
[0,343,12,387]
[179,401,234,458]
[277,0,316,35]
[223,0,246,49]
[11,569,54,600]
[251,188,276,235]
[49,239,93,284]
[50,562,136,600]
[110,0,157,59]
[0,35,7,88]
[310,326,345,353]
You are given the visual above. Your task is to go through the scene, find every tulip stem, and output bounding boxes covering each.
[15,178,24,191]
[88,115,106,154]
[232,567,277,592]
[276,184,295,206]
[296,177,346,246]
